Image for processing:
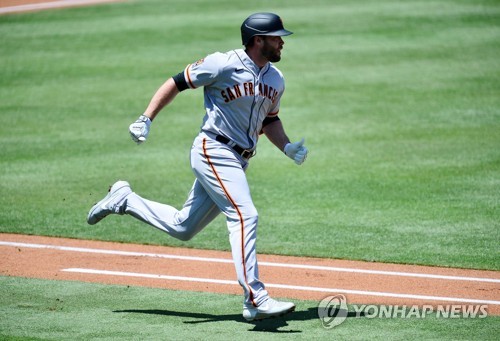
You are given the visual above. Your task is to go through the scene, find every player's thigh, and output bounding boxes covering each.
[191,137,256,218]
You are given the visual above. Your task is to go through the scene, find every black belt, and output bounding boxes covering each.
[215,135,255,159]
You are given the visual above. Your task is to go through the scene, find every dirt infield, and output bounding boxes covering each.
[1,233,499,315]
[0,0,123,14]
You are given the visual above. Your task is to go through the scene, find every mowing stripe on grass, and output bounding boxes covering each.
[62,267,500,306]
[1,241,499,284]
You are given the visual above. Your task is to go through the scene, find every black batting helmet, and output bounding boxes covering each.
[241,12,293,46]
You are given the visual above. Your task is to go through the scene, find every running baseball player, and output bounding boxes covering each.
[87,12,308,321]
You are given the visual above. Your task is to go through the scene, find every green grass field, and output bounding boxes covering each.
[1,0,499,339]
[1,277,498,340]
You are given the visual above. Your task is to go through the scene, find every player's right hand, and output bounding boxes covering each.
[284,138,308,165]
[129,115,152,144]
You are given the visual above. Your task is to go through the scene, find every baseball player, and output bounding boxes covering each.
[87,12,308,321]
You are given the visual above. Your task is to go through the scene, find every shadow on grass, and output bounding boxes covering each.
[113,307,361,333]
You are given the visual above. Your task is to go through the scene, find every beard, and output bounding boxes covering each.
[261,40,281,63]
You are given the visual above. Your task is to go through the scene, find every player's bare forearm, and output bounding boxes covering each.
[262,119,290,152]
[143,78,180,121]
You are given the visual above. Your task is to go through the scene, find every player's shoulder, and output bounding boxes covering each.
[204,50,238,62]
[197,50,238,71]
[206,50,246,73]
[265,63,285,82]
[267,63,284,76]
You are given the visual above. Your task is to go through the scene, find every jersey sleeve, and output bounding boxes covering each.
[267,68,285,116]
[267,95,282,117]
[183,52,223,89]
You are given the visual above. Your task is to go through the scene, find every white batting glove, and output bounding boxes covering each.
[129,115,151,144]
[284,138,308,165]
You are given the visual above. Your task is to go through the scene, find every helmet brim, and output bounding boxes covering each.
[262,29,293,37]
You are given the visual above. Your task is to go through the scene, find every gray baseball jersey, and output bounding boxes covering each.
[181,48,284,150]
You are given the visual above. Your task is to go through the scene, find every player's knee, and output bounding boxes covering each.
[242,207,258,225]
[175,227,198,241]
[176,232,194,241]
[169,224,198,241]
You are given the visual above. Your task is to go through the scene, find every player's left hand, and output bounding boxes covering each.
[284,138,308,165]
[129,115,151,144]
